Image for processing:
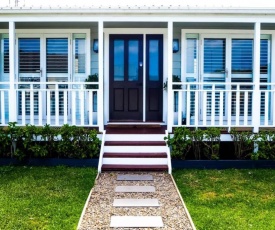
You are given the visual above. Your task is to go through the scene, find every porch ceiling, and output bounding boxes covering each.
[14,22,98,29]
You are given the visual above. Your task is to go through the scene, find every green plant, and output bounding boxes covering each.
[202,128,221,160]
[165,127,192,159]
[190,129,205,160]
[230,129,256,159]
[0,127,10,157]
[255,131,275,160]
[85,73,98,89]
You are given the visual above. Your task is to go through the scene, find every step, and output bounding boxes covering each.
[113,198,159,207]
[105,134,165,141]
[104,141,166,146]
[115,185,155,193]
[106,127,166,134]
[103,152,167,158]
[102,158,168,165]
[103,145,167,153]
[117,174,153,181]
[101,164,168,171]
[110,216,164,228]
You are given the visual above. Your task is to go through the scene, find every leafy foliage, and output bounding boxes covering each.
[165,127,192,159]
[2,123,101,160]
[85,73,98,89]
[255,131,275,160]
[229,129,256,159]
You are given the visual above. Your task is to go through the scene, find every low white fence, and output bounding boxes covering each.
[0,82,99,127]
[172,82,275,131]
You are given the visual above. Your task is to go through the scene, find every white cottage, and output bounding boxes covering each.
[1,0,275,172]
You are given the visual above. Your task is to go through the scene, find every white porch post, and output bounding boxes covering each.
[167,21,173,132]
[98,21,104,132]
[252,22,261,133]
[9,21,17,122]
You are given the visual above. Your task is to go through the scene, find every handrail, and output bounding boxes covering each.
[97,130,106,173]
[165,130,172,174]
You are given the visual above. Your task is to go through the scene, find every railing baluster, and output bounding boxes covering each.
[194,90,199,126]
[88,90,93,125]
[30,85,34,125]
[264,91,269,126]
[47,90,51,125]
[186,84,190,126]
[244,91,248,126]
[178,90,182,126]
[72,90,76,125]
[80,85,84,126]
[64,90,68,124]
[21,91,25,125]
[55,84,59,126]
[219,91,223,126]
[236,85,240,126]
[203,91,207,126]
[211,85,215,125]
[38,91,43,126]
[227,88,232,128]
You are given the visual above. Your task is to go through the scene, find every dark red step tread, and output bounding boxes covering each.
[105,141,166,146]
[105,126,166,134]
[103,152,167,158]
[101,164,168,171]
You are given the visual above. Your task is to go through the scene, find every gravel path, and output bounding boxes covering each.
[78,172,194,230]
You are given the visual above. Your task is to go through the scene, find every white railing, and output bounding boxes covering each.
[0,82,99,127]
[171,82,275,131]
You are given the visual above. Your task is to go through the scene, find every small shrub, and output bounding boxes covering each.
[230,129,256,159]
[255,131,275,160]
[202,128,221,160]
[165,127,192,159]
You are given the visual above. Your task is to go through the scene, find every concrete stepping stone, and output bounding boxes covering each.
[117,174,153,181]
[115,185,155,193]
[110,216,163,227]
[113,198,160,207]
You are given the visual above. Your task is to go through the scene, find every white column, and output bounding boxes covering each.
[9,21,17,122]
[167,21,173,132]
[252,22,261,133]
[98,21,104,132]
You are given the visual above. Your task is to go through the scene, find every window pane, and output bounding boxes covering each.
[128,40,139,81]
[186,38,197,74]
[19,38,40,73]
[204,39,225,73]
[46,38,68,73]
[149,40,159,81]
[114,40,124,81]
[74,38,86,73]
[232,39,253,74]
[260,39,268,74]
[3,38,9,73]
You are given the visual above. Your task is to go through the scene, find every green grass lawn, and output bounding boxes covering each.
[173,169,275,230]
[0,166,97,230]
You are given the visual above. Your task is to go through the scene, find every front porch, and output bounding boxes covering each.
[0,5,275,134]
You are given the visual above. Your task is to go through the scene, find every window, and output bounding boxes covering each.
[46,38,68,73]
[204,39,225,73]
[186,38,197,74]
[74,37,85,73]
[19,38,40,73]
[3,38,9,73]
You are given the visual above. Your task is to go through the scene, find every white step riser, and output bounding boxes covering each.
[105,134,165,142]
[102,158,168,165]
[104,146,167,153]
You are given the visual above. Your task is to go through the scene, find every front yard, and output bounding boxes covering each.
[173,169,275,230]
[0,166,97,230]
[1,167,274,229]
